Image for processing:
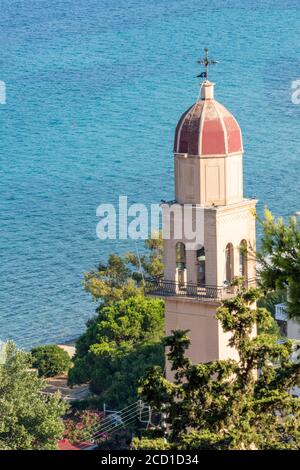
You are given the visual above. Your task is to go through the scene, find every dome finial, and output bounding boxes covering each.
[201,80,215,100]
[196,47,218,82]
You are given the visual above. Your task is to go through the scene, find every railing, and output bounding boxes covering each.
[145,277,256,301]
[275,303,288,321]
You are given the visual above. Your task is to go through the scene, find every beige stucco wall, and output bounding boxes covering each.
[175,155,201,205]
[165,297,258,380]
[165,298,218,380]
[162,198,257,287]
[213,199,257,286]
[163,198,257,380]
[174,152,243,207]
[165,297,241,380]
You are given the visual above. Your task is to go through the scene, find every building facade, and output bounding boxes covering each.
[149,80,257,379]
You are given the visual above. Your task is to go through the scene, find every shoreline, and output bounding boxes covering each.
[57,337,79,358]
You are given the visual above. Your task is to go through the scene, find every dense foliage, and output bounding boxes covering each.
[97,428,133,450]
[0,342,67,450]
[64,409,102,443]
[258,208,300,319]
[135,287,300,450]
[31,344,72,377]
[84,235,163,304]
[69,236,164,408]
[68,296,165,408]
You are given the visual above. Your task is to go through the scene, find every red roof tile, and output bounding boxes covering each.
[174,97,243,156]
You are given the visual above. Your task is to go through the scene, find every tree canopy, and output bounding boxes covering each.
[68,295,165,408]
[84,235,163,305]
[258,208,300,319]
[0,342,67,450]
[69,236,164,408]
[31,344,72,377]
[135,287,300,450]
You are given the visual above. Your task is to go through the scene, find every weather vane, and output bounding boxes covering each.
[196,47,218,81]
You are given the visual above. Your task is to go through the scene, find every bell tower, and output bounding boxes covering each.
[149,53,257,379]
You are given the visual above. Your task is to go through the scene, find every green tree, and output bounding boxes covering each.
[258,208,300,319]
[84,234,163,305]
[257,290,285,338]
[68,296,164,408]
[0,342,67,450]
[31,344,72,377]
[135,287,300,450]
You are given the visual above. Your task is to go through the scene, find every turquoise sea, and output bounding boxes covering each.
[1,0,300,348]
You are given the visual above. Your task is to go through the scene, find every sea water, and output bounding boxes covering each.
[0,0,300,348]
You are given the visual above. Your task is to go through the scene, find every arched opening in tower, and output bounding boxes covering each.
[196,246,206,286]
[176,242,186,287]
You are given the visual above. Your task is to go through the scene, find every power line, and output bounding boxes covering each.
[92,408,150,439]
[92,401,140,433]
[92,412,150,443]
[92,407,143,437]
[78,400,152,450]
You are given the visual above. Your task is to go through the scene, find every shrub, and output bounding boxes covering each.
[31,344,72,377]
[68,296,164,408]
[131,437,171,450]
[64,409,102,443]
[0,342,67,449]
[97,429,133,450]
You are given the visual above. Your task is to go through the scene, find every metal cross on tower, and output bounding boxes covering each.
[196,47,218,81]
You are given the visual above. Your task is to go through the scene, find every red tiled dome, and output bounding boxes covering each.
[174,83,243,156]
